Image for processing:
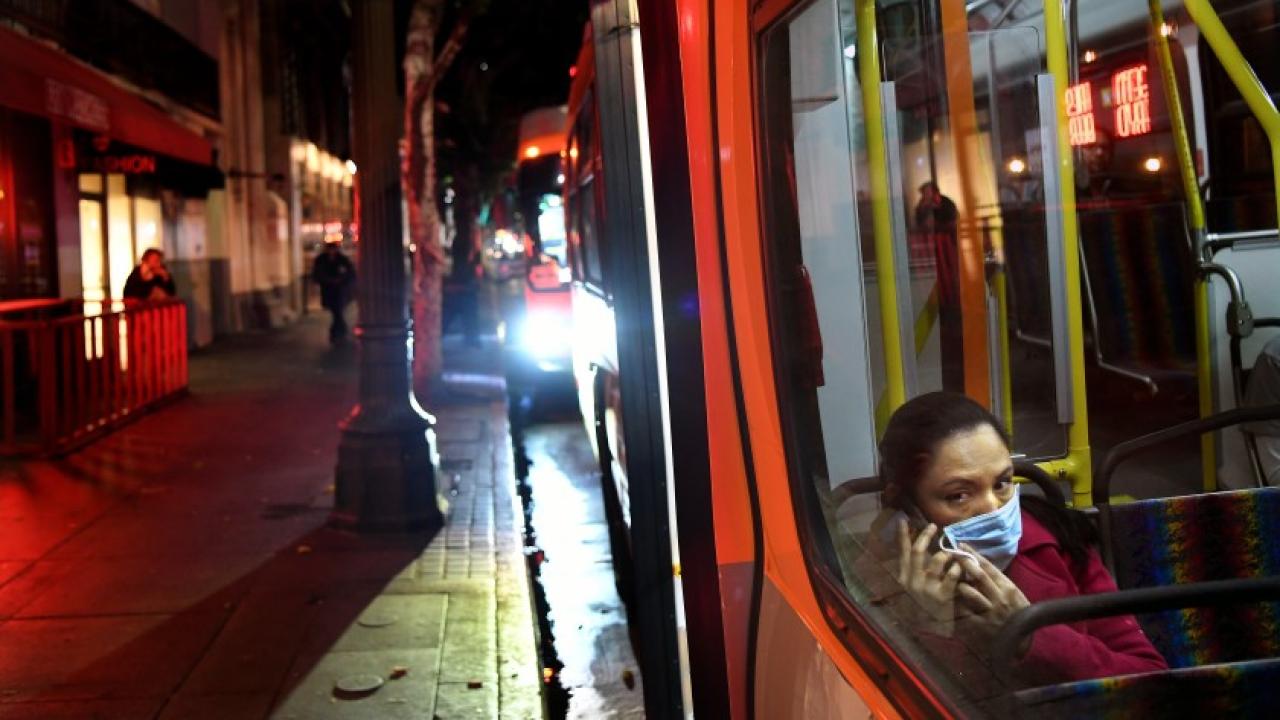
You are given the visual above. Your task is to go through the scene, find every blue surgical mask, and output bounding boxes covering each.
[939,486,1022,570]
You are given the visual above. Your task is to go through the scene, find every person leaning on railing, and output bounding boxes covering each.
[122,249,177,303]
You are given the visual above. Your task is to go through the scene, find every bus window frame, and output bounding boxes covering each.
[565,125,588,283]
[748,1,1004,717]
[1202,0,1280,216]
[570,91,610,297]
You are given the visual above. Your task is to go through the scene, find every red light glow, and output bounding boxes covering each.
[1112,64,1152,138]
[1064,81,1097,146]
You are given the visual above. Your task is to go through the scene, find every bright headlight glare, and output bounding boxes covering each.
[522,313,571,358]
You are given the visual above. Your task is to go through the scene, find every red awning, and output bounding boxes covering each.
[0,25,214,167]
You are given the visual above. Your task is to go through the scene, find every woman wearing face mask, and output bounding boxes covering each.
[876,392,1167,685]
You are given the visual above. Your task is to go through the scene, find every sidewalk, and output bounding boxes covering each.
[0,314,542,719]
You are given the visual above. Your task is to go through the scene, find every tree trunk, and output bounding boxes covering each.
[403,0,446,400]
[402,0,470,401]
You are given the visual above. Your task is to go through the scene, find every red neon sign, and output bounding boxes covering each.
[1112,64,1152,138]
[1064,81,1097,146]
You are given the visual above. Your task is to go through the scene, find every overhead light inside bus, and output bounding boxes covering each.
[1143,156,1163,173]
[1007,157,1027,175]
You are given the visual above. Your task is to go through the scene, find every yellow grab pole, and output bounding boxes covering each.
[856,0,907,415]
[1042,0,1093,506]
[1149,2,1207,232]
[1149,0,1215,490]
[1194,290,1215,491]
[994,267,1014,433]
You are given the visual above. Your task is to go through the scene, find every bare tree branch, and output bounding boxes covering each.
[432,17,470,83]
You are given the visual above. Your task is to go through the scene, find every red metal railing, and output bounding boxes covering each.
[0,298,188,456]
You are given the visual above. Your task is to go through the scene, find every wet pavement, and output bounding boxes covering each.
[0,310,541,719]
[494,277,646,720]
[513,416,645,720]
[0,278,647,720]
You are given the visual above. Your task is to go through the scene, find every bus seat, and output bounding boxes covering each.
[1010,657,1280,719]
[1076,202,1197,376]
[1104,487,1280,667]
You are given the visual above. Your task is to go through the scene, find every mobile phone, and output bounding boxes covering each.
[898,501,980,566]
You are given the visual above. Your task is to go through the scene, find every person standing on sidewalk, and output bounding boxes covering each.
[312,241,356,344]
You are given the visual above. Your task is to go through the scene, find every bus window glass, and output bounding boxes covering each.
[580,178,605,288]
[758,3,1016,711]
[1204,0,1280,232]
[566,126,587,281]
[753,0,1202,713]
[879,19,1069,459]
[777,0,880,484]
[1065,0,1205,492]
[572,91,606,290]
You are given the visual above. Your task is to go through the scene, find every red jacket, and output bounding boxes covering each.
[1006,510,1168,684]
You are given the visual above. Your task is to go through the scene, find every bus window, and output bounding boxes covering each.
[757,0,1067,713]
[580,178,606,289]
[568,92,607,291]
[565,127,586,282]
[757,0,1001,706]
[1204,0,1280,232]
[762,0,889,487]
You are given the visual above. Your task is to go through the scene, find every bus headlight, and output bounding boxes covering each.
[521,312,571,359]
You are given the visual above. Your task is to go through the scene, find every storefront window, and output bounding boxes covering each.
[79,174,104,194]
[78,196,106,309]
[106,174,134,303]
[133,196,163,256]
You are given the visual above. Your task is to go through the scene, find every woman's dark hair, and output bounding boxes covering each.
[880,392,1098,566]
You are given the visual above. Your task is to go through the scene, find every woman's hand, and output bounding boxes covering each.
[897,520,964,630]
[954,544,1031,641]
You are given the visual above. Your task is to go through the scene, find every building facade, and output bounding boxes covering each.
[0,0,354,344]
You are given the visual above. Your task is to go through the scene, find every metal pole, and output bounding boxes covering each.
[856,0,908,414]
[1149,0,1216,490]
[332,0,442,533]
[1037,0,1093,506]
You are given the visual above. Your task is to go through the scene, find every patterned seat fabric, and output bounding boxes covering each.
[1106,487,1280,667]
[1077,203,1198,373]
[1010,658,1280,720]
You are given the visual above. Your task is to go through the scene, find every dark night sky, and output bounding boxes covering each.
[434,0,589,194]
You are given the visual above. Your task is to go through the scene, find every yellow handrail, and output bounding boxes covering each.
[1149,0,1216,491]
[1038,0,1093,506]
[994,266,1014,434]
[855,0,907,417]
